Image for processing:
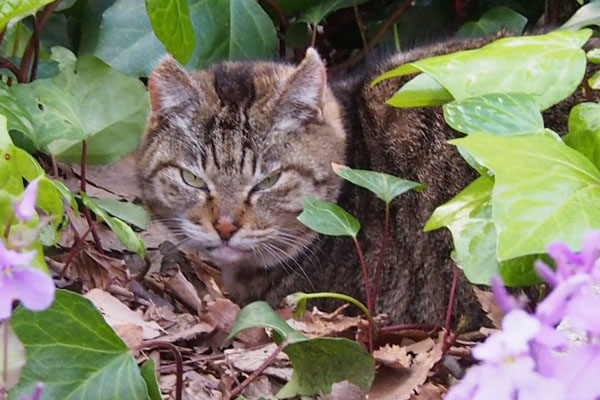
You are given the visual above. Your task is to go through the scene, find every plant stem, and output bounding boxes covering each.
[371,203,390,309]
[353,0,368,52]
[353,238,372,312]
[0,58,21,82]
[137,340,183,400]
[29,17,40,82]
[330,0,412,73]
[310,24,318,47]
[3,214,13,239]
[298,291,375,353]
[380,323,436,333]
[583,78,595,102]
[79,140,104,254]
[228,340,288,400]
[59,222,97,279]
[442,266,460,353]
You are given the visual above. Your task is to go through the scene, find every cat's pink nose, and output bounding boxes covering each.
[214,216,239,240]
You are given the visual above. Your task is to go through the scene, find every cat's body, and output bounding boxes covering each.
[137,36,588,326]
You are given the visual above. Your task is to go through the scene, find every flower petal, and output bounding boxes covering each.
[14,179,39,222]
[0,241,36,270]
[11,267,55,312]
[0,282,16,320]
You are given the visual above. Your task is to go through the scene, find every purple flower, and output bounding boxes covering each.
[0,240,55,320]
[13,179,39,222]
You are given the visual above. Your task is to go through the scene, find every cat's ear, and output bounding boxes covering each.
[149,56,199,112]
[276,48,326,126]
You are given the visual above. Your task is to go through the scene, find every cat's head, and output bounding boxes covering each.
[138,49,347,270]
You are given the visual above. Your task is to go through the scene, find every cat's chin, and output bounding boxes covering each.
[207,245,256,267]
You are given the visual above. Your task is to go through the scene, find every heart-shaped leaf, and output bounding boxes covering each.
[297,197,360,238]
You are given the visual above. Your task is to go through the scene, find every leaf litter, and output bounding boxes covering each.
[43,156,491,399]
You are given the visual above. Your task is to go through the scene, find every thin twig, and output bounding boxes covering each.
[79,140,104,254]
[310,24,318,47]
[0,28,6,47]
[0,57,21,81]
[442,267,460,354]
[353,0,368,52]
[371,204,390,307]
[330,0,413,73]
[353,238,374,352]
[583,79,595,102]
[59,222,97,279]
[18,0,61,83]
[138,341,183,400]
[228,340,288,400]
[3,214,13,239]
[380,323,437,333]
[50,153,59,177]
[30,16,40,82]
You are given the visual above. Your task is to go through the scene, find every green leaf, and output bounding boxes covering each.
[0,323,26,390]
[565,102,600,169]
[456,6,527,39]
[426,176,541,286]
[12,47,150,164]
[0,115,12,148]
[50,179,79,213]
[374,30,592,110]
[228,301,375,398]
[299,0,367,25]
[81,193,146,257]
[187,0,278,68]
[589,70,600,89]
[278,338,374,398]
[443,93,544,136]
[92,198,149,230]
[9,290,149,400]
[387,73,454,107]
[561,1,600,31]
[145,0,195,64]
[140,359,163,400]
[451,132,600,260]
[0,81,34,139]
[297,197,360,238]
[587,48,600,64]
[333,164,425,205]
[0,0,54,31]
[92,0,167,77]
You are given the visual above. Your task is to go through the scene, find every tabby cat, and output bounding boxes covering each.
[137,36,582,326]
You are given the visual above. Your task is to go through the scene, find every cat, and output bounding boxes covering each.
[136,35,590,326]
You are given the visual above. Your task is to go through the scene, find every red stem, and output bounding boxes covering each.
[137,340,183,400]
[352,238,374,352]
[0,57,21,81]
[30,17,40,82]
[79,140,104,254]
[442,267,460,353]
[371,204,390,308]
[229,340,287,399]
[59,222,96,279]
[380,323,437,333]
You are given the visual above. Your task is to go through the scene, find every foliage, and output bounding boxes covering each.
[227,301,375,398]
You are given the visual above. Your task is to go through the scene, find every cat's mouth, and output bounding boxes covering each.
[206,244,253,266]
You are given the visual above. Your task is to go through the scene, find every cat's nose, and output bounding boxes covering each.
[214,216,239,240]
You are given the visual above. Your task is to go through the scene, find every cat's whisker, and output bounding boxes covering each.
[262,241,316,291]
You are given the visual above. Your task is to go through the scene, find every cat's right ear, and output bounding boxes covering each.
[149,56,199,113]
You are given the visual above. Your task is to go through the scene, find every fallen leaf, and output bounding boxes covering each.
[374,344,411,369]
[473,286,503,328]
[225,343,293,382]
[85,288,162,339]
[319,381,367,400]
[114,323,143,349]
[411,382,446,400]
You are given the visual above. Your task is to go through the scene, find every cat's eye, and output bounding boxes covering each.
[253,172,281,191]
[181,169,208,189]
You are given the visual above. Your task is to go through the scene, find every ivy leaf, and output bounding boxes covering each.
[375,30,591,110]
[589,70,600,90]
[456,6,527,38]
[561,1,600,31]
[145,0,195,64]
[12,47,150,164]
[187,0,277,68]
[228,301,375,398]
[297,197,360,238]
[0,81,34,140]
[140,359,163,400]
[451,132,600,260]
[0,0,55,31]
[565,102,600,169]
[299,0,367,25]
[425,176,541,286]
[587,48,600,64]
[332,163,425,205]
[443,93,544,136]
[386,73,454,107]
[81,193,146,257]
[9,290,149,399]
[92,198,149,230]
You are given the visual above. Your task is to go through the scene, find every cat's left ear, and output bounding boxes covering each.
[275,48,326,126]
[149,56,200,113]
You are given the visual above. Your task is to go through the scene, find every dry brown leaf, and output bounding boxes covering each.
[85,288,162,339]
[369,337,444,400]
[225,343,293,382]
[159,322,214,344]
[163,268,204,314]
[410,382,446,400]
[60,247,130,290]
[373,344,411,369]
[114,323,143,349]
[473,286,504,328]
[239,375,276,400]
[319,381,367,400]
